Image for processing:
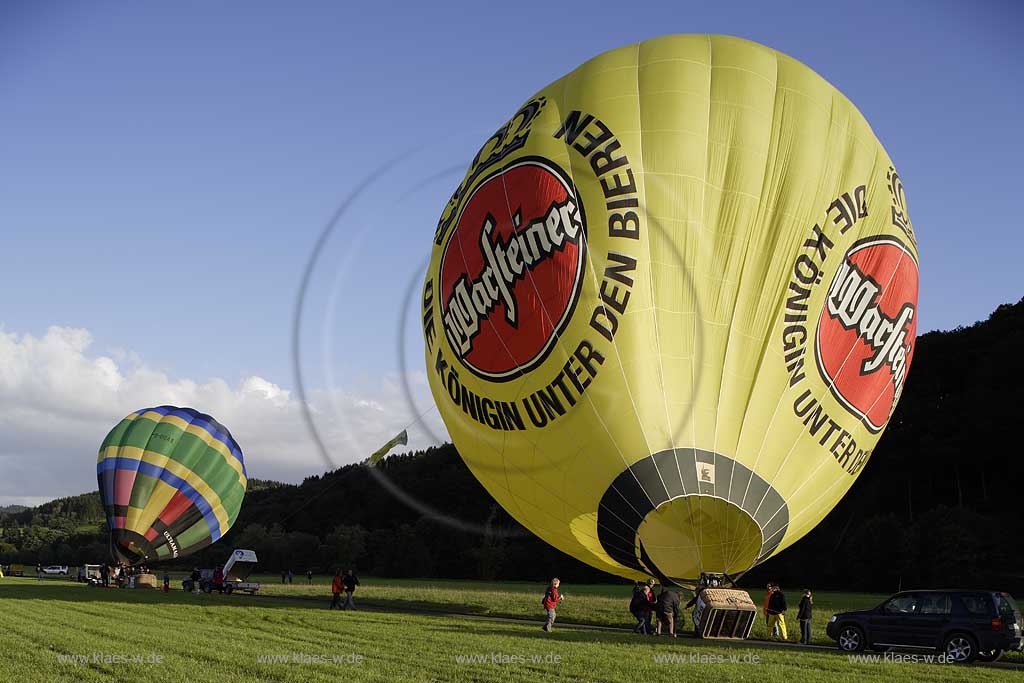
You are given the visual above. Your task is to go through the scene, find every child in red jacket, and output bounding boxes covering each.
[542,578,564,632]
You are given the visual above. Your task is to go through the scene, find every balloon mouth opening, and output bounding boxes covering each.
[110,529,156,566]
[636,495,764,586]
[597,449,791,585]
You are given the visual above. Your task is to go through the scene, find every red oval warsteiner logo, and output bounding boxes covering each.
[439,157,586,381]
[815,236,919,433]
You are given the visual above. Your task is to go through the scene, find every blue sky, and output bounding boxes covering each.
[0,0,1021,500]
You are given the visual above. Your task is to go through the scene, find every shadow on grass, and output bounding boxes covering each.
[0,580,304,611]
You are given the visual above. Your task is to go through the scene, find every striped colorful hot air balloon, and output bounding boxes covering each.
[97,406,247,565]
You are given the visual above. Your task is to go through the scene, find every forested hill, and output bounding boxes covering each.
[3,297,1022,592]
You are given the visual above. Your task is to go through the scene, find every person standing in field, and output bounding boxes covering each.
[644,579,657,634]
[630,584,654,634]
[542,578,564,632]
[330,570,344,610]
[306,569,313,585]
[656,588,681,637]
[766,585,789,641]
[342,569,360,610]
[213,567,224,594]
[797,589,813,644]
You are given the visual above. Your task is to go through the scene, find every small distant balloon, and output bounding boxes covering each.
[97,406,247,565]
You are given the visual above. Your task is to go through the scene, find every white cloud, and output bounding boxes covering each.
[0,326,447,506]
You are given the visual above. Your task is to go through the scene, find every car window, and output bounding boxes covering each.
[883,594,919,614]
[918,593,951,615]
[996,594,1019,618]
[958,594,991,616]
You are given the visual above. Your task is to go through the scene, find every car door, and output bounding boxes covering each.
[953,593,994,645]
[869,594,920,646]
[902,592,952,647]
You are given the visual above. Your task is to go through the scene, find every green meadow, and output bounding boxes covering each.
[1,576,1019,682]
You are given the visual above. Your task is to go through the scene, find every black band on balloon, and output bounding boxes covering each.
[596,448,789,584]
[109,529,157,566]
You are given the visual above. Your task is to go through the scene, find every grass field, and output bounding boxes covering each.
[254,574,886,645]
[2,577,1020,682]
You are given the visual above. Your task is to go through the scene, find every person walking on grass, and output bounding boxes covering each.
[306,569,313,585]
[767,584,789,641]
[330,570,344,610]
[797,589,813,644]
[342,569,360,610]
[542,578,564,632]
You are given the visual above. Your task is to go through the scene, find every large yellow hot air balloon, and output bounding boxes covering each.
[423,35,918,586]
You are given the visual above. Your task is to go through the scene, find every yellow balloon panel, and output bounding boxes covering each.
[424,34,918,585]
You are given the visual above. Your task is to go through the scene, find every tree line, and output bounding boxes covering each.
[3,297,1021,593]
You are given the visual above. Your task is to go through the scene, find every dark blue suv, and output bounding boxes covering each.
[826,590,1022,663]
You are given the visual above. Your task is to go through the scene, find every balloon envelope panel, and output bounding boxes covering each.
[423,34,918,586]
[97,406,247,565]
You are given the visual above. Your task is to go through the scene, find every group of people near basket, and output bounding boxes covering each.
[764,582,815,644]
[629,579,685,636]
[541,577,815,644]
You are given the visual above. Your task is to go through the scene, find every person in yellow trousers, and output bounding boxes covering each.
[766,585,789,641]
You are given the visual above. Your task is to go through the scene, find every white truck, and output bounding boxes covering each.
[221,549,260,595]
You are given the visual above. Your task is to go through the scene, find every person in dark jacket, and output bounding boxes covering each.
[542,578,564,632]
[767,585,789,641]
[330,570,343,610]
[630,584,654,634]
[797,589,813,644]
[342,569,360,610]
[656,589,682,636]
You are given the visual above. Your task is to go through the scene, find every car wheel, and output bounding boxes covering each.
[975,648,1004,663]
[943,633,978,664]
[837,625,866,652]
[224,585,233,595]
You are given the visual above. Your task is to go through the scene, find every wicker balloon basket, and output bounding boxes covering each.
[692,588,757,639]
[134,574,159,589]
